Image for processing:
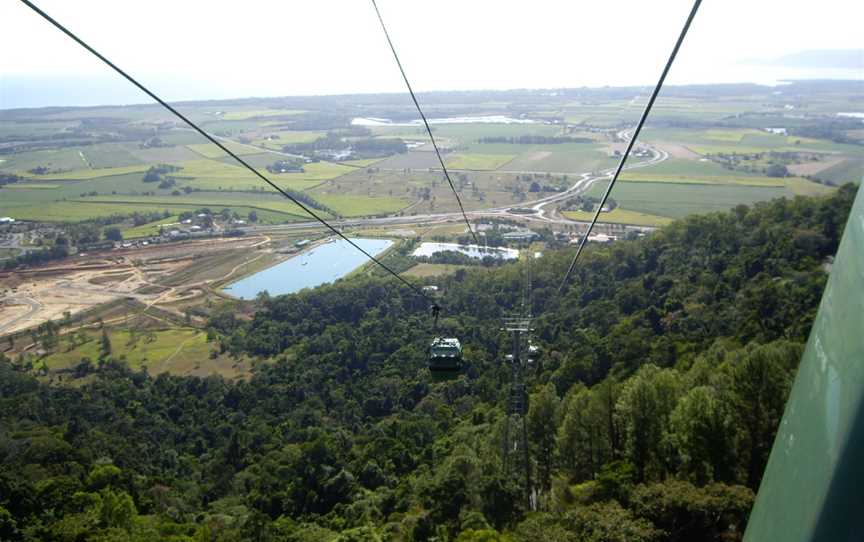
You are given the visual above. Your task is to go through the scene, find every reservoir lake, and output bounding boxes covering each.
[222,238,392,300]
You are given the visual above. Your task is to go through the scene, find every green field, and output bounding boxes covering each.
[634,158,741,177]
[563,208,674,227]
[22,164,150,181]
[41,328,213,374]
[81,143,145,168]
[73,195,310,218]
[504,144,618,173]
[815,158,863,185]
[3,183,61,189]
[187,141,264,159]
[784,177,836,196]
[121,216,180,238]
[0,148,87,172]
[586,180,790,219]
[642,127,864,156]
[619,172,787,187]
[251,130,325,149]
[60,191,408,219]
[1,201,188,222]
[315,194,410,217]
[445,153,515,170]
[163,159,352,191]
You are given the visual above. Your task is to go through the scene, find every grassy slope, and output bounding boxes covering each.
[42,328,215,375]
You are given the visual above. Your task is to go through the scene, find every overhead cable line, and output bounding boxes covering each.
[557,0,703,294]
[370,0,481,246]
[18,0,433,303]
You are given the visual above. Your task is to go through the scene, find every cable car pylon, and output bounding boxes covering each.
[502,314,533,510]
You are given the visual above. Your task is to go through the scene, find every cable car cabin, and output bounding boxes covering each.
[527,344,540,364]
[429,337,462,381]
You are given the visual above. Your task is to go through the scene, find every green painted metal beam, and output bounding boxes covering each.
[745,183,864,541]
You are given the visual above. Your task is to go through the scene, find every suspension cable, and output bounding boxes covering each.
[557,0,702,294]
[18,0,434,303]
[370,0,481,246]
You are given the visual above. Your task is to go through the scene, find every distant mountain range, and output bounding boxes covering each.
[750,49,864,70]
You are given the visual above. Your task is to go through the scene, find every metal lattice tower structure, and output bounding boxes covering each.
[502,314,533,509]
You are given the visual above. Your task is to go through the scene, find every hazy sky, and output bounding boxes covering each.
[1,0,862,106]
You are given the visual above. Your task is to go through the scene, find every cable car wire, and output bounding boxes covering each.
[18,0,434,304]
[557,0,703,294]
[370,0,480,246]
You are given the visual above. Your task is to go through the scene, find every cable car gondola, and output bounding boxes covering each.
[428,304,462,381]
[428,337,463,381]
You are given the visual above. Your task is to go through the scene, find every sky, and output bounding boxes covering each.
[1,0,862,108]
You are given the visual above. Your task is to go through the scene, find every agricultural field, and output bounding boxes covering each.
[1,80,860,229]
[22,164,151,181]
[250,130,326,149]
[502,144,618,173]
[562,208,673,227]
[187,141,264,159]
[445,153,515,170]
[583,179,822,220]
[641,126,864,157]
[812,158,863,185]
[618,172,786,187]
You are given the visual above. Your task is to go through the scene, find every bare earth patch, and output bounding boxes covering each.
[656,142,701,159]
[526,151,553,161]
[788,158,844,176]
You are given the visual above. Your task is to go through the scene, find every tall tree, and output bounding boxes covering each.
[528,384,559,492]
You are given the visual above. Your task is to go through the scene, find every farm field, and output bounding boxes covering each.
[23,164,150,180]
[250,130,326,149]
[583,176,833,220]
[187,141,265,159]
[1,147,88,172]
[562,208,674,227]
[618,172,787,187]
[503,144,618,173]
[1,81,861,230]
[3,183,61,189]
[68,192,410,219]
[80,143,145,168]
[641,126,864,156]
[445,153,515,170]
[813,158,863,185]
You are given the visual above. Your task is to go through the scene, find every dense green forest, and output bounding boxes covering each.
[0,185,856,541]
